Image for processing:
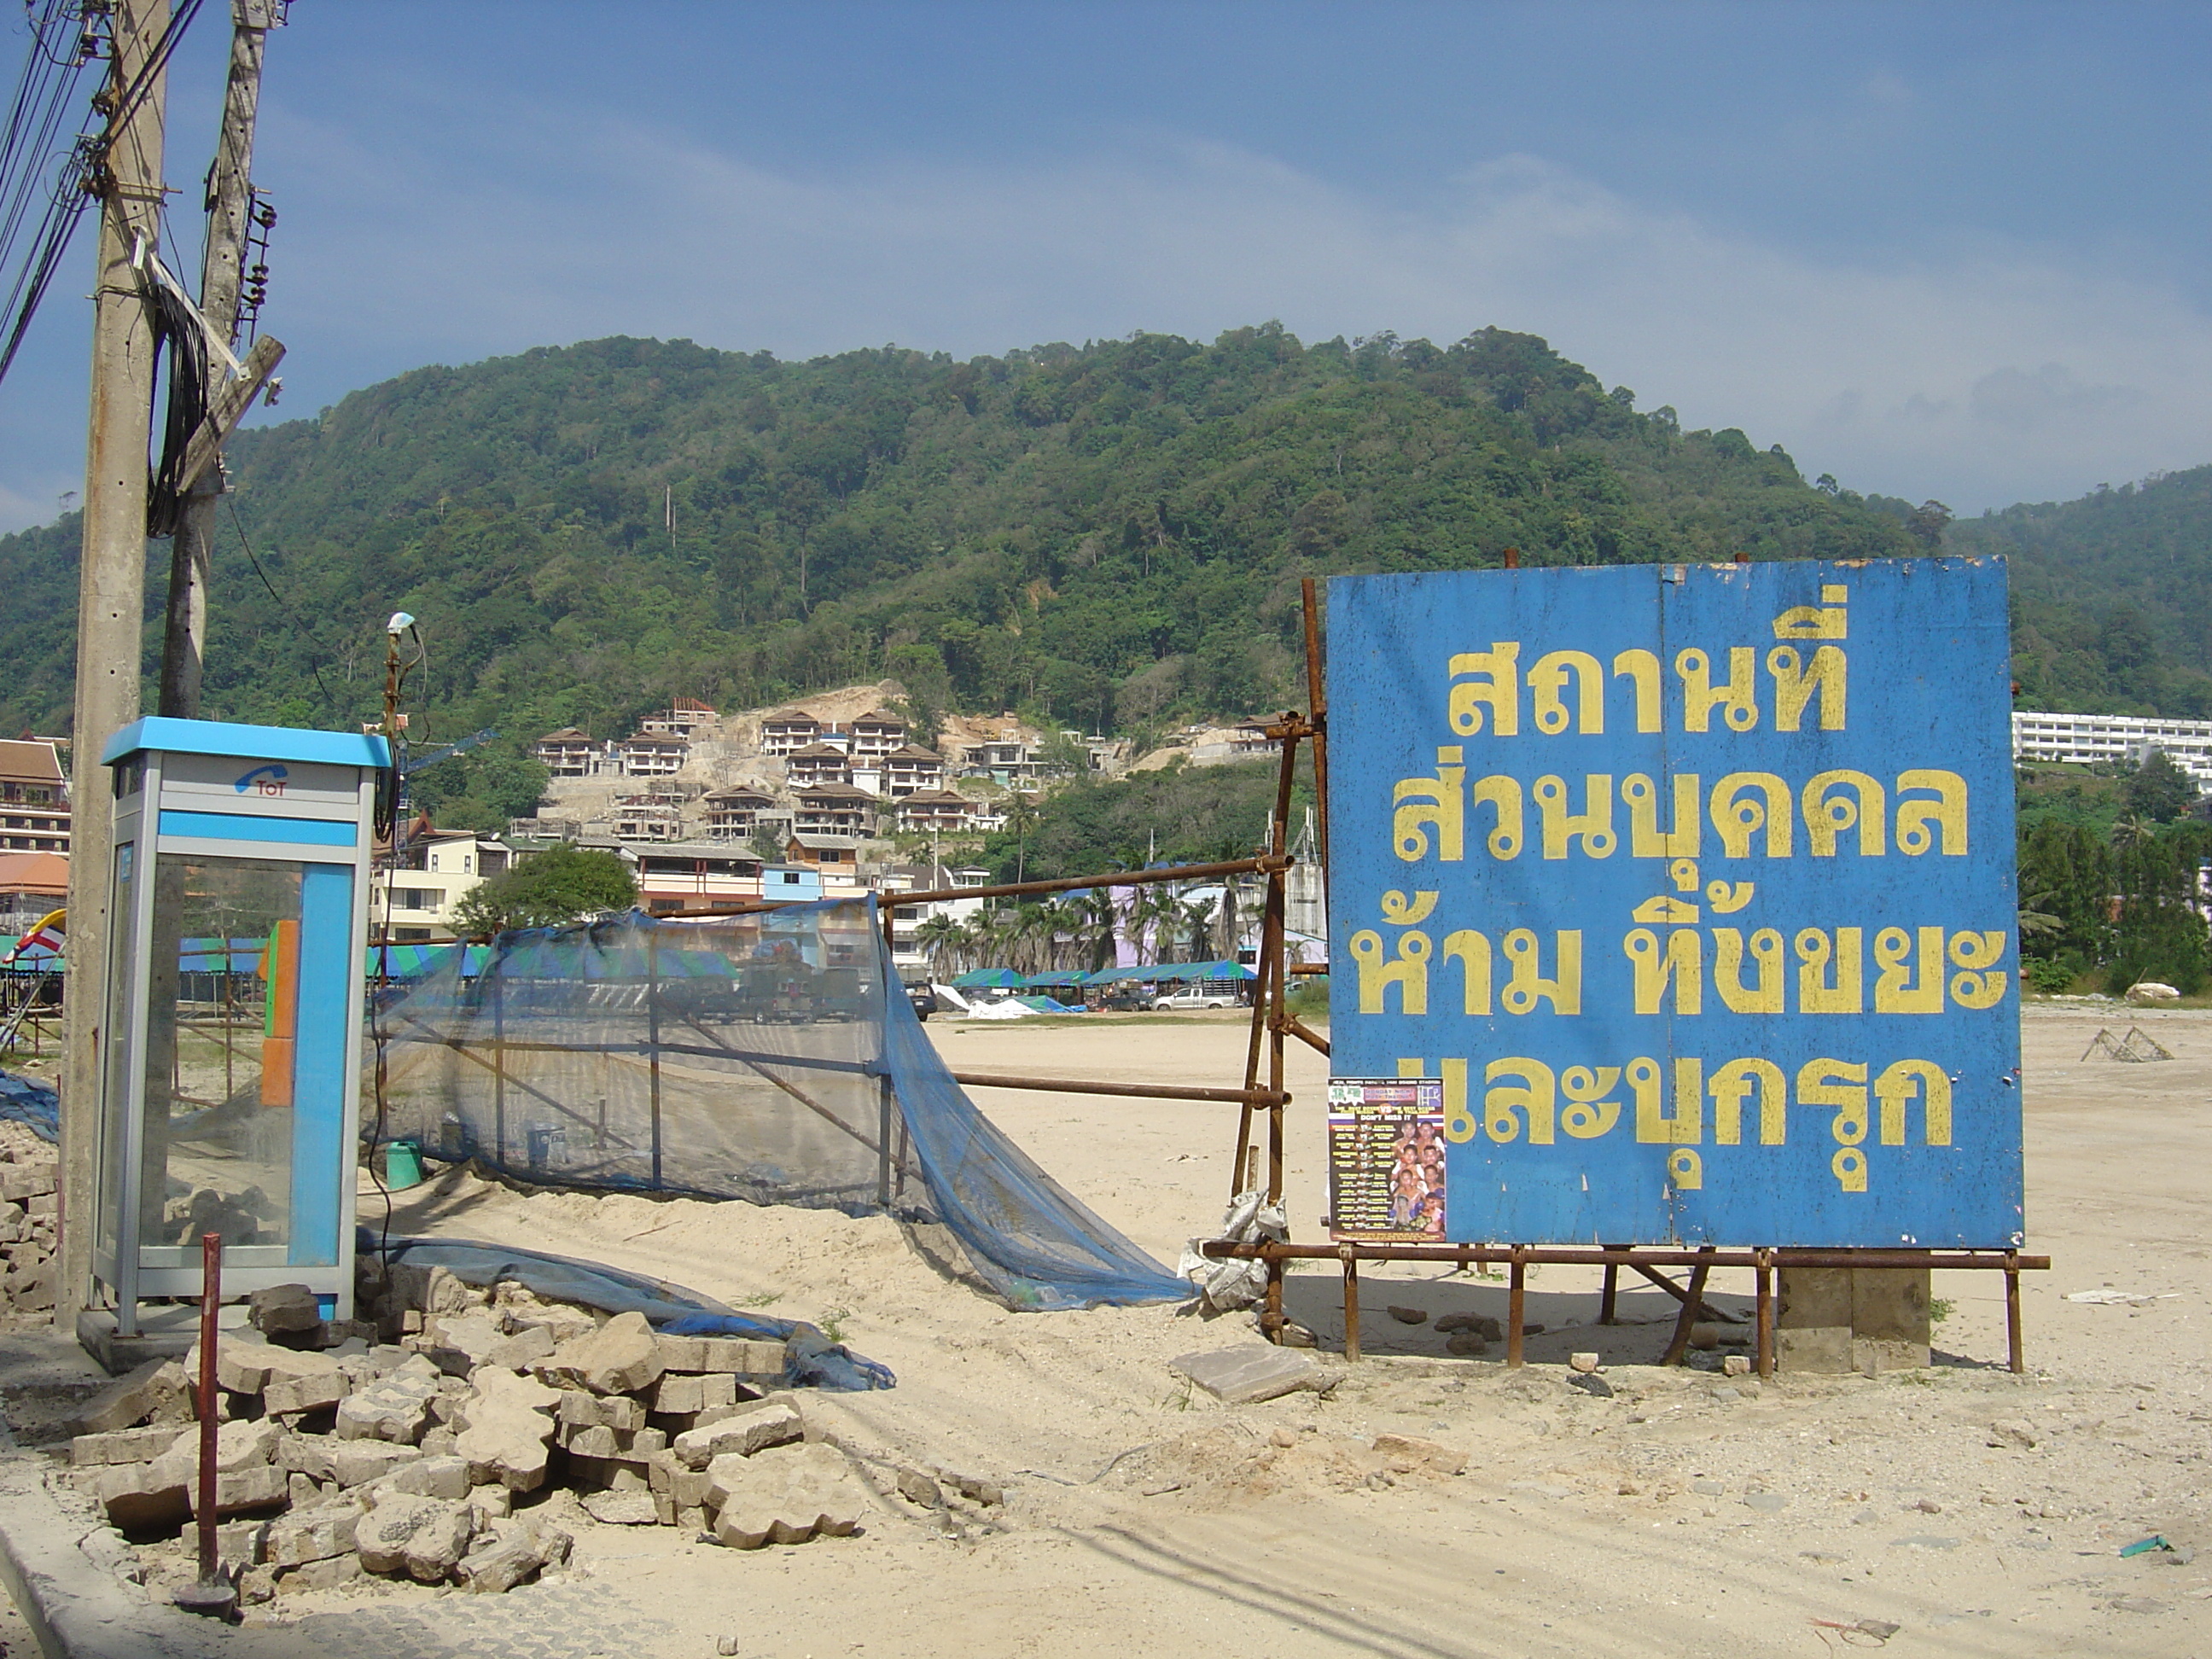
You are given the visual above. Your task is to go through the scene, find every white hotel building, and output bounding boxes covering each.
[2011,711,2212,786]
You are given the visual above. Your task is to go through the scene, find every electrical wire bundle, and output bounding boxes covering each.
[0,0,209,392]
[143,256,207,534]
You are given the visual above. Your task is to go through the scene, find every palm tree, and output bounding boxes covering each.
[1180,894,1219,961]
[1004,793,1044,884]
[955,914,998,974]
[1060,889,1118,973]
[1008,902,1055,975]
[913,914,962,980]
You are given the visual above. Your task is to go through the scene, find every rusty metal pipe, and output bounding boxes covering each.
[195,1231,220,1586]
[951,1071,1286,1105]
[1200,1241,2051,1272]
[666,855,1292,920]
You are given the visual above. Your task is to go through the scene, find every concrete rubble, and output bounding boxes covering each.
[53,1262,875,1606]
[0,1120,57,1315]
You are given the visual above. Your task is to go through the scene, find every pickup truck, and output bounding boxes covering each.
[1150,987,1241,1010]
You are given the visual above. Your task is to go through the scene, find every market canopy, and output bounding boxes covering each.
[368,943,491,980]
[1085,959,1255,984]
[952,967,1025,987]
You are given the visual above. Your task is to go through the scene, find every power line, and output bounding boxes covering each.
[224,493,341,713]
[0,0,210,395]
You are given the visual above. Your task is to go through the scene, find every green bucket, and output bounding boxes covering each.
[383,1139,423,1191]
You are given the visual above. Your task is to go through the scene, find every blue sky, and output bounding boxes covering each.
[3,0,2209,531]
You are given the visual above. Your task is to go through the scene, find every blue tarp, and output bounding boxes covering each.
[0,1070,58,1140]
[365,1231,895,1391]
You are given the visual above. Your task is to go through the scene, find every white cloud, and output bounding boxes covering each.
[165,114,2212,515]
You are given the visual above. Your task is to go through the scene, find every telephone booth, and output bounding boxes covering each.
[95,718,386,1332]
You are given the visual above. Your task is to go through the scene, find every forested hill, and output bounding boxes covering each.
[0,325,1922,763]
[1947,466,2212,717]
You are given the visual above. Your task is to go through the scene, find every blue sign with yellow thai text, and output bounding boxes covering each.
[1326,559,2022,1248]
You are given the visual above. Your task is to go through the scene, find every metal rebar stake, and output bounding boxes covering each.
[175,1231,236,1618]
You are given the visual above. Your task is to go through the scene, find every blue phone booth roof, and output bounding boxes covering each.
[102,717,392,771]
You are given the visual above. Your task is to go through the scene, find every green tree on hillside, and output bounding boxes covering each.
[0,324,1922,748]
[448,845,637,935]
[2121,750,2200,824]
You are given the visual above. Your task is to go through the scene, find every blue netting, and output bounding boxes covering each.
[375,901,1185,1312]
[368,1231,895,1390]
[0,1070,58,1141]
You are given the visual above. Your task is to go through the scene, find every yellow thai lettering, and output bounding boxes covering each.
[1710,1057,1788,1145]
[1711,771,1794,859]
[1349,928,1430,1014]
[1796,928,1865,1014]
[1947,929,2009,1010]
[1533,774,1617,859]
[1895,770,1968,856]
[1773,585,1848,639]
[1676,646,1760,732]
[1470,774,1525,860]
[1799,1057,1870,1146]
[1874,1059,1953,1146]
[1559,1065,1623,1139]
[1392,748,1464,863]
[1622,772,1703,858]
[1633,1055,1700,1144]
[1379,890,1437,925]
[1625,928,1703,1015]
[1767,644,1847,731]
[1712,927,1784,1014]
[1441,1057,1473,1144]
[1832,1147,1868,1192]
[1611,649,1662,733]
[1803,770,1885,857]
[1484,1057,1556,1144]
[1447,643,1520,736]
[1874,925,1946,1014]
[1440,929,1493,1016]
[1668,1148,1705,1190]
[1528,649,1606,735]
[1501,929,1582,1016]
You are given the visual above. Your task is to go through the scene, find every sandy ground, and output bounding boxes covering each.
[20,1004,2212,1656]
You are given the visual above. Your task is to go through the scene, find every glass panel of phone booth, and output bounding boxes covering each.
[134,855,301,1265]
[97,838,138,1268]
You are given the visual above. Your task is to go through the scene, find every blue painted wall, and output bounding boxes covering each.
[1326,559,2022,1248]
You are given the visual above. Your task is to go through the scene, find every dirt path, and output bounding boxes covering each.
[309,1004,2210,1656]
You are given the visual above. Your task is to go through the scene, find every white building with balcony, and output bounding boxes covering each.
[2012,711,2212,786]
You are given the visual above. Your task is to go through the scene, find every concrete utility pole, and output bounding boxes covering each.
[60,0,172,1331]
[160,0,282,719]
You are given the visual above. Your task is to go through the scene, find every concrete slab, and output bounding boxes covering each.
[1169,1344,1325,1404]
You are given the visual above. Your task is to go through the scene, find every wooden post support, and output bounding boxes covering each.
[1598,1244,1624,1325]
[1661,1253,1714,1366]
[1339,1246,1360,1363]
[1506,1248,1528,1367]
[1755,1250,1776,1378]
[2005,1252,2025,1375]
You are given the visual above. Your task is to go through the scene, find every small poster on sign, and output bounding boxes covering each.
[1328,1077,1447,1242]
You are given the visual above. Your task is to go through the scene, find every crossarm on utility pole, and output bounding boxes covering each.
[173,333,283,493]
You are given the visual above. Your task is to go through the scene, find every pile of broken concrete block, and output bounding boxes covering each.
[63,1264,873,1604]
[0,1120,57,1317]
